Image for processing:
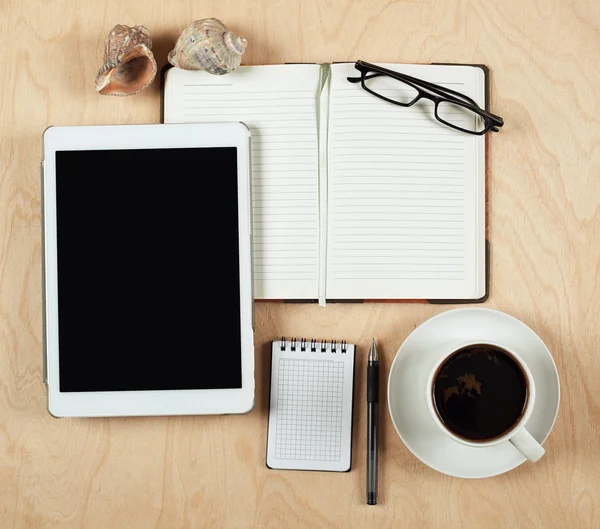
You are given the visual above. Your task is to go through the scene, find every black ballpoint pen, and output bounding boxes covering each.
[367,337,379,505]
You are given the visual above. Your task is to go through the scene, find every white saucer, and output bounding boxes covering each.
[387,308,560,479]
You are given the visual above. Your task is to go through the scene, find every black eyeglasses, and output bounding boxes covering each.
[347,60,504,135]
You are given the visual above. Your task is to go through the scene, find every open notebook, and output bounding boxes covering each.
[162,62,489,303]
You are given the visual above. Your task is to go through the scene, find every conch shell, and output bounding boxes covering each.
[95,24,157,96]
[167,18,247,75]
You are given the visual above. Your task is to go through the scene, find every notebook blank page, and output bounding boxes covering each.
[164,65,321,300]
[326,63,486,300]
[266,341,355,471]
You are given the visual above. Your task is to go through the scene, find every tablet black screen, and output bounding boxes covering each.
[55,147,242,392]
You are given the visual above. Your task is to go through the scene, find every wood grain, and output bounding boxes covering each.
[1,0,599,527]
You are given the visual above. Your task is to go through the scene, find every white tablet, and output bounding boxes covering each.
[42,123,254,417]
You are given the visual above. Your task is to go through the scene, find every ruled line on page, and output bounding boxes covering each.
[182,111,317,118]
[253,161,317,165]
[255,261,317,266]
[332,204,464,211]
[331,253,465,259]
[252,158,317,163]
[332,235,465,241]
[330,128,462,136]
[332,225,465,232]
[333,154,465,161]
[332,227,465,233]
[331,246,465,251]
[254,256,317,260]
[331,144,464,151]
[331,185,465,193]
[330,112,464,120]
[181,116,317,122]
[330,82,465,90]
[332,199,464,205]
[332,192,465,198]
[333,213,465,219]
[332,184,466,190]
[331,107,466,113]
[253,236,317,241]
[183,98,317,104]
[332,264,465,270]
[334,202,465,207]
[252,139,319,145]
[330,133,462,141]
[253,171,316,176]
[253,185,317,190]
[334,244,466,251]
[182,106,317,113]
[254,260,317,265]
[332,243,465,249]
[252,148,317,153]
[182,88,317,94]
[332,250,465,255]
[331,118,463,126]
[254,276,317,280]
[254,249,317,254]
[183,98,316,104]
[331,172,464,179]
[331,275,464,280]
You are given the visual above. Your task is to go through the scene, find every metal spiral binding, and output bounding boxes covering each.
[279,337,346,353]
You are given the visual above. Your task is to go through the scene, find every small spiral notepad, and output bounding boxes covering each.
[266,337,356,472]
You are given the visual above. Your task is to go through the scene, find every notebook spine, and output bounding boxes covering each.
[279,336,348,353]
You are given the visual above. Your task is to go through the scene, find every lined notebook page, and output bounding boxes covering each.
[164,65,322,300]
[266,339,355,472]
[326,63,486,300]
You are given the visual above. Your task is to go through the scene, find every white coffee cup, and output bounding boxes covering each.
[426,340,545,463]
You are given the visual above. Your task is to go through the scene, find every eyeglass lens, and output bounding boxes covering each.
[363,74,419,105]
[363,72,486,133]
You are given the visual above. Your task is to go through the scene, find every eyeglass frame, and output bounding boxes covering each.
[347,60,504,136]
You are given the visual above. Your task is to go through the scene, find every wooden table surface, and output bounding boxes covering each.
[2,0,600,527]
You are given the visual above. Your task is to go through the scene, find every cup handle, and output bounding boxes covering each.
[510,428,545,463]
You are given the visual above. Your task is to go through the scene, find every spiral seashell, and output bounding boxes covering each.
[95,24,157,96]
[167,18,247,75]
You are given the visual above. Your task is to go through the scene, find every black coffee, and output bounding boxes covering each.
[432,344,528,441]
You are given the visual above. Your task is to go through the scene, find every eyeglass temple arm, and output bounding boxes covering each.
[392,73,483,109]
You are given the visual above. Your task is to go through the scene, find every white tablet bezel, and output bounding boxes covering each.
[42,123,254,417]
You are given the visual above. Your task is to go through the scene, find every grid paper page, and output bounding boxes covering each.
[326,63,486,301]
[266,340,356,471]
[164,65,322,300]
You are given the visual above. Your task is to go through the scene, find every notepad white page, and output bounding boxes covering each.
[266,340,355,471]
[164,65,322,300]
[326,63,486,300]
